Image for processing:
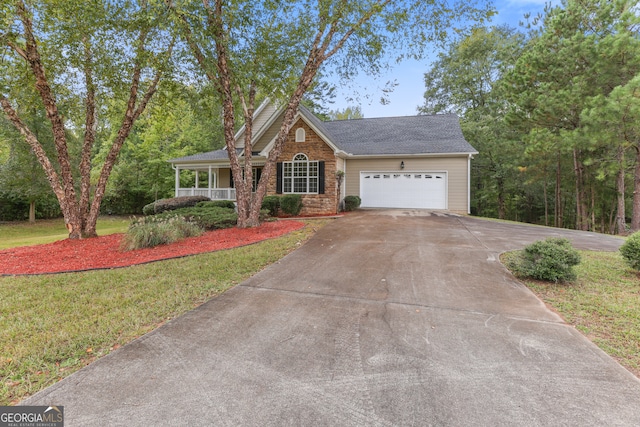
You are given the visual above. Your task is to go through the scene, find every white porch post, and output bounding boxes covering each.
[174,166,180,197]
[208,166,213,199]
[195,171,199,189]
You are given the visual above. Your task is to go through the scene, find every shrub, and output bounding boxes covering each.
[506,237,581,283]
[196,200,236,210]
[121,215,204,250]
[343,195,361,211]
[620,232,640,270]
[153,196,210,214]
[280,194,303,216]
[261,196,280,217]
[161,206,238,230]
[142,202,156,216]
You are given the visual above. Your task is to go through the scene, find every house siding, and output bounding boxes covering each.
[236,103,279,149]
[344,156,470,214]
[253,111,285,152]
[266,118,339,215]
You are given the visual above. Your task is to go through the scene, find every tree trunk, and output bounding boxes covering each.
[29,200,36,223]
[631,145,640,231]
[573,149,589,231]
[615,145,627,234]
[555,156,563,228]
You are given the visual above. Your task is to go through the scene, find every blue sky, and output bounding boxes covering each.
[330,0,559,118]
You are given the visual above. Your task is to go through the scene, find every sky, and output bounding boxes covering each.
[330,0,559,118]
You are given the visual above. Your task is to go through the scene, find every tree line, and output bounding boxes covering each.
[421,0,640,234]
[1,0,490,237]
[2,0,637,236]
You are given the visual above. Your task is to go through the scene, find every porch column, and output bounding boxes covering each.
[174,166,180,197]
[208,166,213,199]
[195,171,199,189]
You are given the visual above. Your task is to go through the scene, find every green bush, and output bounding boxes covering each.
[280,194,303,216]
[161,206,238,230]
[196,200,236,210]
[343,195,361,211]
[142,202,156,216]
[261,196,280,217]
[506,237,581,283]
[153,196,210,214]
[121,215,204,250]
[620,232,640,270]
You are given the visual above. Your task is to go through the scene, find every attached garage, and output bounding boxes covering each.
[360,171,447,209]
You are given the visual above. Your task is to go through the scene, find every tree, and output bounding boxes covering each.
[420,26,526,220]
[327,106,363,121]
[99,82,225,214]
[0,112,57,222]
[0,0,173,238]
[504,0,640,232]
[170,0,493,228]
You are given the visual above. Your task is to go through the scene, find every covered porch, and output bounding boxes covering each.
[173,164,236,200]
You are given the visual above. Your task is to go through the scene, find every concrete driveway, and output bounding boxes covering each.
[24,210,640,426]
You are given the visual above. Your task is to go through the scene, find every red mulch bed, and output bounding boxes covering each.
[0,220,305,276]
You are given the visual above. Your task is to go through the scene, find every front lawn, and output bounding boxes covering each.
[0,216,130,250]
[0,219,330,405]
[503,250,640,378]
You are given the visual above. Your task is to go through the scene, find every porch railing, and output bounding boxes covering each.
[176,188,236,200]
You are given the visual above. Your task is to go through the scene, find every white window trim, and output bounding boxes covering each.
[282,153,318,194]
[295,127,306,142]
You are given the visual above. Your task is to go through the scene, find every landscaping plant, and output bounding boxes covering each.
[120,215,204,250]
[343,195,361,211]
[619,231,640,270]
[506,237,581,282]
[280,194,303,216]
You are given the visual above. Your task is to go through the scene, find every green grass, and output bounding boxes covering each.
[503,250,640,378]
[0,219,330,405]
[0,216,131,249]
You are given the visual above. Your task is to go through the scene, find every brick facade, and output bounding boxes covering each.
[266,118,339,215]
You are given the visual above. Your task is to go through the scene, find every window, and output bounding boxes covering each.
[295,128,306,142]
[282,153,319,194]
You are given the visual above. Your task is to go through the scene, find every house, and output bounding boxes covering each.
[168,100,478,215]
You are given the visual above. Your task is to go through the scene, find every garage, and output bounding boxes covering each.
[360,171,447,209]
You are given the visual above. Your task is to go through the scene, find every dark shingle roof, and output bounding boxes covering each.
[321,114,477,155]
[168,148,241,163]
[169,108,476,164]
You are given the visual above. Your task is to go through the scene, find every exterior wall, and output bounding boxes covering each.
[236,102,279,149]
[265,118,339,215]
[344,156,470,213]
[253,110,285,152]
[218,168,231,188]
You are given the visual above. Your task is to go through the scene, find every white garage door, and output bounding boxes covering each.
[360,172,447,209]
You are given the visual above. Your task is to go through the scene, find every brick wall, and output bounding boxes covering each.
[266,118,338,215]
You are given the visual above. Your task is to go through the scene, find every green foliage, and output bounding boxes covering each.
[261,196,280,217]
[142,202,156,216]
[506,237,581,282]
[120,215,204,250]
[343,195,361,211]
[0,190,61,221]
[160,206,238,230]
[152,196,210,214]
[196,200,236,210]
[280,194,303,216]
[619,232,640,270]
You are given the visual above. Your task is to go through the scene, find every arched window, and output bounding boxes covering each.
[282,153,319,193]
[295,127,306,142]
